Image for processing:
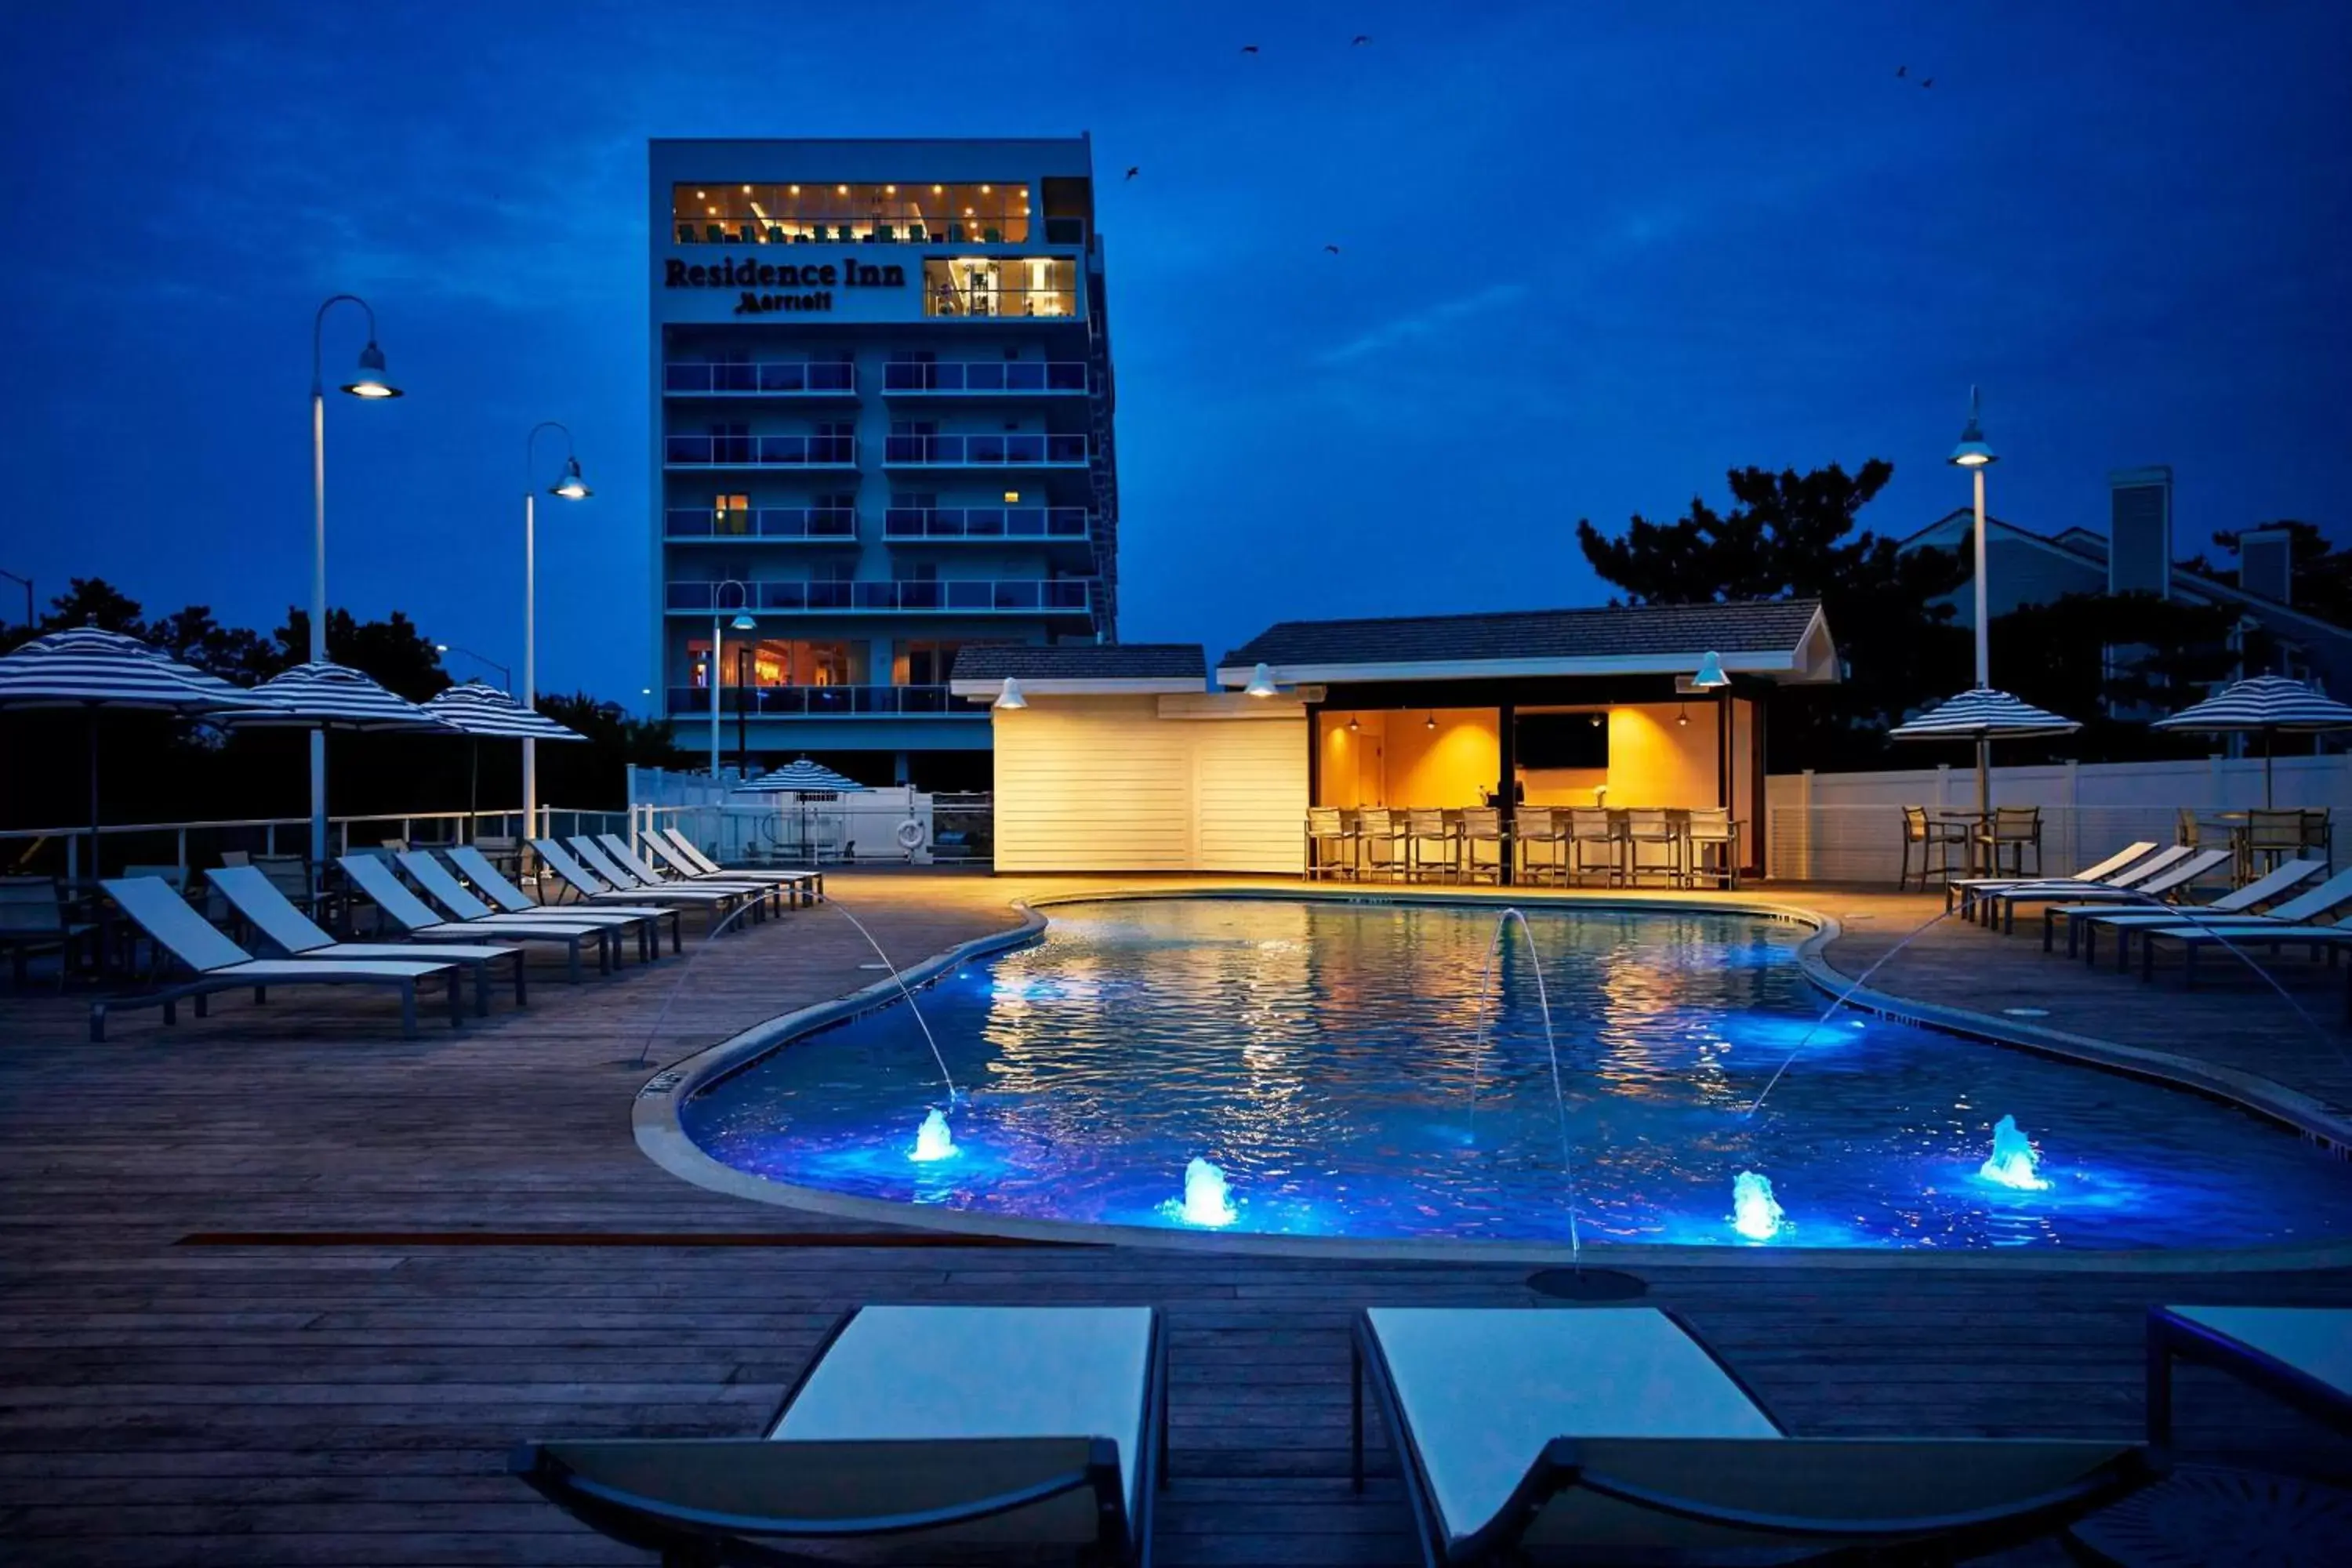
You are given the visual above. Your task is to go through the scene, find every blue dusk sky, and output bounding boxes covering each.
[1,1,2346,701]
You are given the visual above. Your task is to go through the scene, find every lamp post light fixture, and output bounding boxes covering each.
[522,422,590,837]
[308,293,401,877]
[434,643,512,691]
[711,578,755,778]
[1948,386,2001,804]
[0,568,30,628]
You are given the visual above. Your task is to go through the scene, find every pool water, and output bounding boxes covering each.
[681,898,2352,1250]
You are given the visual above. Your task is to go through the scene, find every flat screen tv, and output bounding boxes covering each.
[1515,712,1609,770]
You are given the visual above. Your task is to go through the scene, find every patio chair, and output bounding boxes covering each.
[208,864,528,1015]
[654,826,826,901]
[1403,810,1457,884]
[442,846,682,955]
[337,855,615,982]
[1898,806,1969,891]
[1621,808,1680,887]
[1512,808,1566,885]
[1356,808,1404,882]
[2300,808,2333,872]
[1683,807,1738,889]
[622,831,822,906]
[396,850,657,962]
[1974,806,2043,879]
[569,835,778,918]
[2053,857,2325,962]
[1,875,97,987]
[1458,808,1506,885]
[1305,807,1357,881]
[1953,842,2180,925]
[532,838,760,928]
[1566,808,1617,886]
[513,1305,1166,1566]
[1352,1307,2155,1568]
[89,877,462,1042]
[2243,808,2307,880]
[1981,847,2230,936]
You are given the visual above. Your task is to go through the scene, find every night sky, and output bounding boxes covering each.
[2,1,2346,703]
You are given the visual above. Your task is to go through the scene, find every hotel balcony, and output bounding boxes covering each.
[663,361,858,399]
[882,433,1088,469]
[663,434,858,470]
[666,578,1096,618]
[664,684,985,718]
[881,361,1089,398]
[665,506,858,543]
[884,506,1089,545]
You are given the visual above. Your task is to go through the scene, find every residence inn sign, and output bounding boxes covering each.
[662,254,909,315]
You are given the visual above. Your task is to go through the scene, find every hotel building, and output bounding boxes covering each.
[648,137,1119,786]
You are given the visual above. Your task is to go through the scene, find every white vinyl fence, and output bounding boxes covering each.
[625,765,990,866]
[1766,754,2352,884]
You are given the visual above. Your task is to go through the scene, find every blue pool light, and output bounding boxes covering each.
[1163,1156,1238,1227]
[1730,1171,1788,1240]
[909,1108,959,1163]
[1977,1114,2052,1191]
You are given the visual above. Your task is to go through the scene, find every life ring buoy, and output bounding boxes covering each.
[895,818,927,851]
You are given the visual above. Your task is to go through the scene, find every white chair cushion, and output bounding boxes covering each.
[773,1305,1152,1519]
[1367,1307,1780,1545]
[2169,1306,2352,1400]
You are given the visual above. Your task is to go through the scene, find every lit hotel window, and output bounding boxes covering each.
[672,183,1029,244]
[923,257,1076,318]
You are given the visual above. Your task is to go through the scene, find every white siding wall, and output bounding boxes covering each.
[992,695,1307,872]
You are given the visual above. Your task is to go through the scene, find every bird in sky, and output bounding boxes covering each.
[1324,244,1341,254]
[1240,44,1259,54]
[1352,35,1371,45]
[1922,77,1935,88]
[1124,166,1140,180]
[1896,64,1907,77]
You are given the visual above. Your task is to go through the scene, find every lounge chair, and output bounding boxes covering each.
[207,865,526,1016]
[2053,858,2326,962]
[1352,1307,2154,1567]
[564,835,776,920]
[532,838,760,928]
[90,877,463,1042]
[613,830,820,906]
[2003,846,2234,946]
[398,850,662,964]
[2127,865,2352,992]
[512,1305,1165,1566]
[1976,845,2219,934]
[442,845,684,955]
[1945,840,2160,917]
[652,826,826,902]
[2143,1305,2351,1445]
[337,855,615,982]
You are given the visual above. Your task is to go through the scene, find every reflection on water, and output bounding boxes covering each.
[681,898,2352,1249]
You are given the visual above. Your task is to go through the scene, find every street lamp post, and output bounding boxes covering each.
[434,643,512,691]
[1949,386,2000,818]
[0,569,30,628]
[710,579,754,781]
[309,295,401,874]
[522,423,590,840]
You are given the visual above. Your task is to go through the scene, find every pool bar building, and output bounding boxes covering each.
[950,599,1838,877]
[649,136,1121,789]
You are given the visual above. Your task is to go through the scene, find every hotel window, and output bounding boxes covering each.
[712,493,750,535]
[924,257,1076,318]
[691,637,855,686]
[671,182,1029,244]
[895,641,969,685]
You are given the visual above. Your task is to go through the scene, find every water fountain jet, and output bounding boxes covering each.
[1730,1171,1788,1241]
[1166,1157,1237,1227]
[1978,1114,2050,1190]
[909,1108,959,1163]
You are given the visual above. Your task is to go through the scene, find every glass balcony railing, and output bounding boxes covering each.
[665,507,857,540]
[881,361,1088,394]
[884,506,1087,541]
[666,579,1095,615]
[664,434,858,467]
[666,684,985,717]
[882,433,1087,466]
[664,361,856,395]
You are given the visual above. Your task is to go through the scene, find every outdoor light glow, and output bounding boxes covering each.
[1244,662,1278,698]
[1979,1114,2052,1190]
[1730,1171,1787,1240]
[730,613,757,632]
[1949,386,1998,467]
[995,677,1029,710]
[1166,1158,1237,1227]
[1692,651,1730,690]
[340,339,400,398]
[909,1108,959,1163]
[550,456,590,499]
[1425,712,1438,730]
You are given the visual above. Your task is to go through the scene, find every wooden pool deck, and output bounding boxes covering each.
[2,872,2348,1566]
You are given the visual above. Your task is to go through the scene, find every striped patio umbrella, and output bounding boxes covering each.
[419,681,587,831]
[0,625,277,869]
[740,757,867,794]
[1889,687,2082,817]
[2152,675,2352,805]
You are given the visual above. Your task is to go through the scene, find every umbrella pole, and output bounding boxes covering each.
[2265,728,2274,809]
[468,739,480,841]
[1975,738,1991,874]
[88,711,100,881]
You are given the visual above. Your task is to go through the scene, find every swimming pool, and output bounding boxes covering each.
[678,898,2352,1250]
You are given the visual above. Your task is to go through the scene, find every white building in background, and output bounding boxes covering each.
[648,137,1120,789]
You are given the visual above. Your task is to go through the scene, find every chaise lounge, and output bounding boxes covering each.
[443,845,684,955]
